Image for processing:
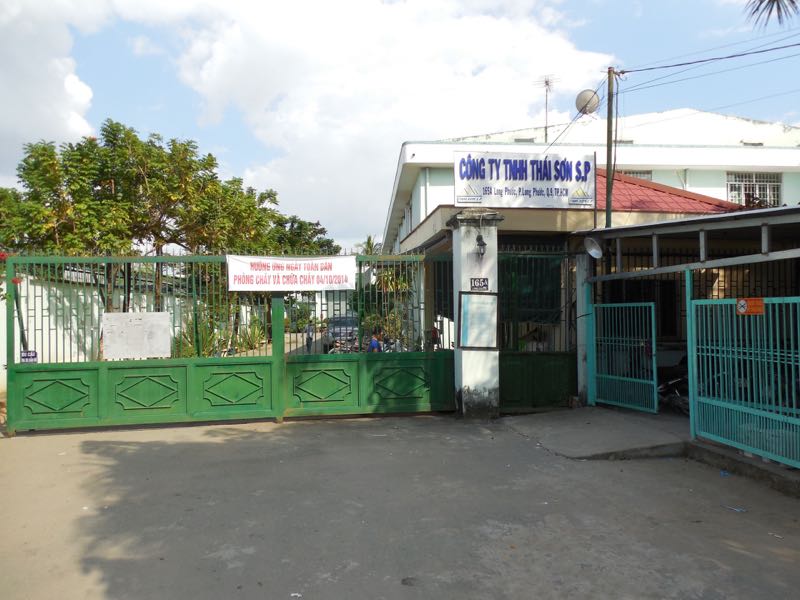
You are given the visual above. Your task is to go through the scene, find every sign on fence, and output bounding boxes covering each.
[102,312,172,360]
[227,255,357,292]
[736,297,765,316]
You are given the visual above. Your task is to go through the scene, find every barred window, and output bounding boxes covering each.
[620,170,652,181]
[726,172,781,207]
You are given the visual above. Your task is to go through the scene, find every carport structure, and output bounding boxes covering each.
[577,206,800,468]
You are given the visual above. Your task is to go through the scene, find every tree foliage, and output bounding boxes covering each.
[0,119,340,256]
[746,0,799,25]
[355,234,381,255]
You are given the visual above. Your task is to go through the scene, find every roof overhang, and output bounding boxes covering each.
[573,206,800,282]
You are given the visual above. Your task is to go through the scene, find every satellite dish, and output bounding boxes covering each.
[575,89,600,115]
[584,237,603,259]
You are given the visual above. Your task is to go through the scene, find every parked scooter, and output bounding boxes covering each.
[328,338,359,354]
[658,374,689,416]
[382,336,406,352]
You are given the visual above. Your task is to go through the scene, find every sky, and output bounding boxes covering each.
[1,0,799,249]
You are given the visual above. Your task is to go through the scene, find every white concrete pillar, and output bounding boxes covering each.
[447,209,504,418]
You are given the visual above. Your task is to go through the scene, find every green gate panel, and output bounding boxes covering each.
[500,352,577,411]
[363,351,455,413]
[283,352,455,417]
[191,362,273,418]
[106,366,188,421]
[362,355,430,412]
[11,368,100,430]
[428,351,455,411]
[5,254,458,432]
[285,356,359,415]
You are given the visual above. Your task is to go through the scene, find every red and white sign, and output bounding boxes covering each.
[226,255,356,292]
[736,297,765,316]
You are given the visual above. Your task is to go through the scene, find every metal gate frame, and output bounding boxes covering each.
[4,254,454,433]
[688,291,800,468]
[588,302,658,413]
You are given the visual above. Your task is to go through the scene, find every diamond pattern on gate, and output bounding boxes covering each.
[294,369,351,403]
[204,371,263,406]
[374,366,427,400]
[115,374,179,410]
[25,379,91,414]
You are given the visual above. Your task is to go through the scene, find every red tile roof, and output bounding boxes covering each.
[597,169,742,214]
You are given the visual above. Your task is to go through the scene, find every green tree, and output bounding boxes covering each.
[267,214,340,255]
[0,119,339,256]
[746,0,799,25]
[355,234,381,255]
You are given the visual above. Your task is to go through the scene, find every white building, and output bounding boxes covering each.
[384,109,800,253]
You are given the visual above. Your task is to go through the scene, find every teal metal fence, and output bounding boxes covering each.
[590,302,658,413]
[691,297,800,468]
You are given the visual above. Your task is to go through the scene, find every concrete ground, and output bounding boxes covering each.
[1,411,799,600]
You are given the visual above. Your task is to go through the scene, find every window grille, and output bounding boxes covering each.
[726,172,781,207]
[619,170,652,181]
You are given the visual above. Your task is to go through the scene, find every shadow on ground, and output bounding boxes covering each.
[59,416,800,599]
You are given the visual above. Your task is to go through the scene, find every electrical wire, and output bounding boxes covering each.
[620,31,800,93]
[621,50,800,94]
[619,40,800,74]
[624,26,800,71]
[541,78,607,154]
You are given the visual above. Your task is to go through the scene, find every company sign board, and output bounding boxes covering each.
[454,151,595,209]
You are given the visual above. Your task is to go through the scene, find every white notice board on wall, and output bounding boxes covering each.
[458,292,498,350]
[102,312,172,360]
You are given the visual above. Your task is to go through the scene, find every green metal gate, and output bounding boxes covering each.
[4,254,454,433]
[589,302,658,413]
[498,252,577,411]
[690,297,800,468]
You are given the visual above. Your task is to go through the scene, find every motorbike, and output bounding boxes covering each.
[657,373,689,415]
[327,338,359,354]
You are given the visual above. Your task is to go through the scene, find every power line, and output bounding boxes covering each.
[620,40,800,74]
[541,78,606,154]
[620,31,800,92]
[624,26,800,71]
[621,50,800,94]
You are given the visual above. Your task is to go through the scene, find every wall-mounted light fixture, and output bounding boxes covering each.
[476,234,487,257]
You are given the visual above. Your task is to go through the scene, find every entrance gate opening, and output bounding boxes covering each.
[498,251,577,412]
[590,302,658,413]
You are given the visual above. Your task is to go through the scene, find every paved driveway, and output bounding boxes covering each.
[1,415,798,599]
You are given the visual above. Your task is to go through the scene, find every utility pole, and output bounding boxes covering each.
[605,66,615,229]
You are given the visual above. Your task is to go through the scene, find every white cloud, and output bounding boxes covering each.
[129,34,163,56]
[0,3,102,185]
[0,0,612,245]
[170,1,612,242]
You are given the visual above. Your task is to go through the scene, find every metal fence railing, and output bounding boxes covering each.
[284,255,453,355]
[598,249,800,342]
[692,297,800,467]
[7,254,460,365]
[591,302,658,413]
[498,252,576,353]
[8,256,273,364]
